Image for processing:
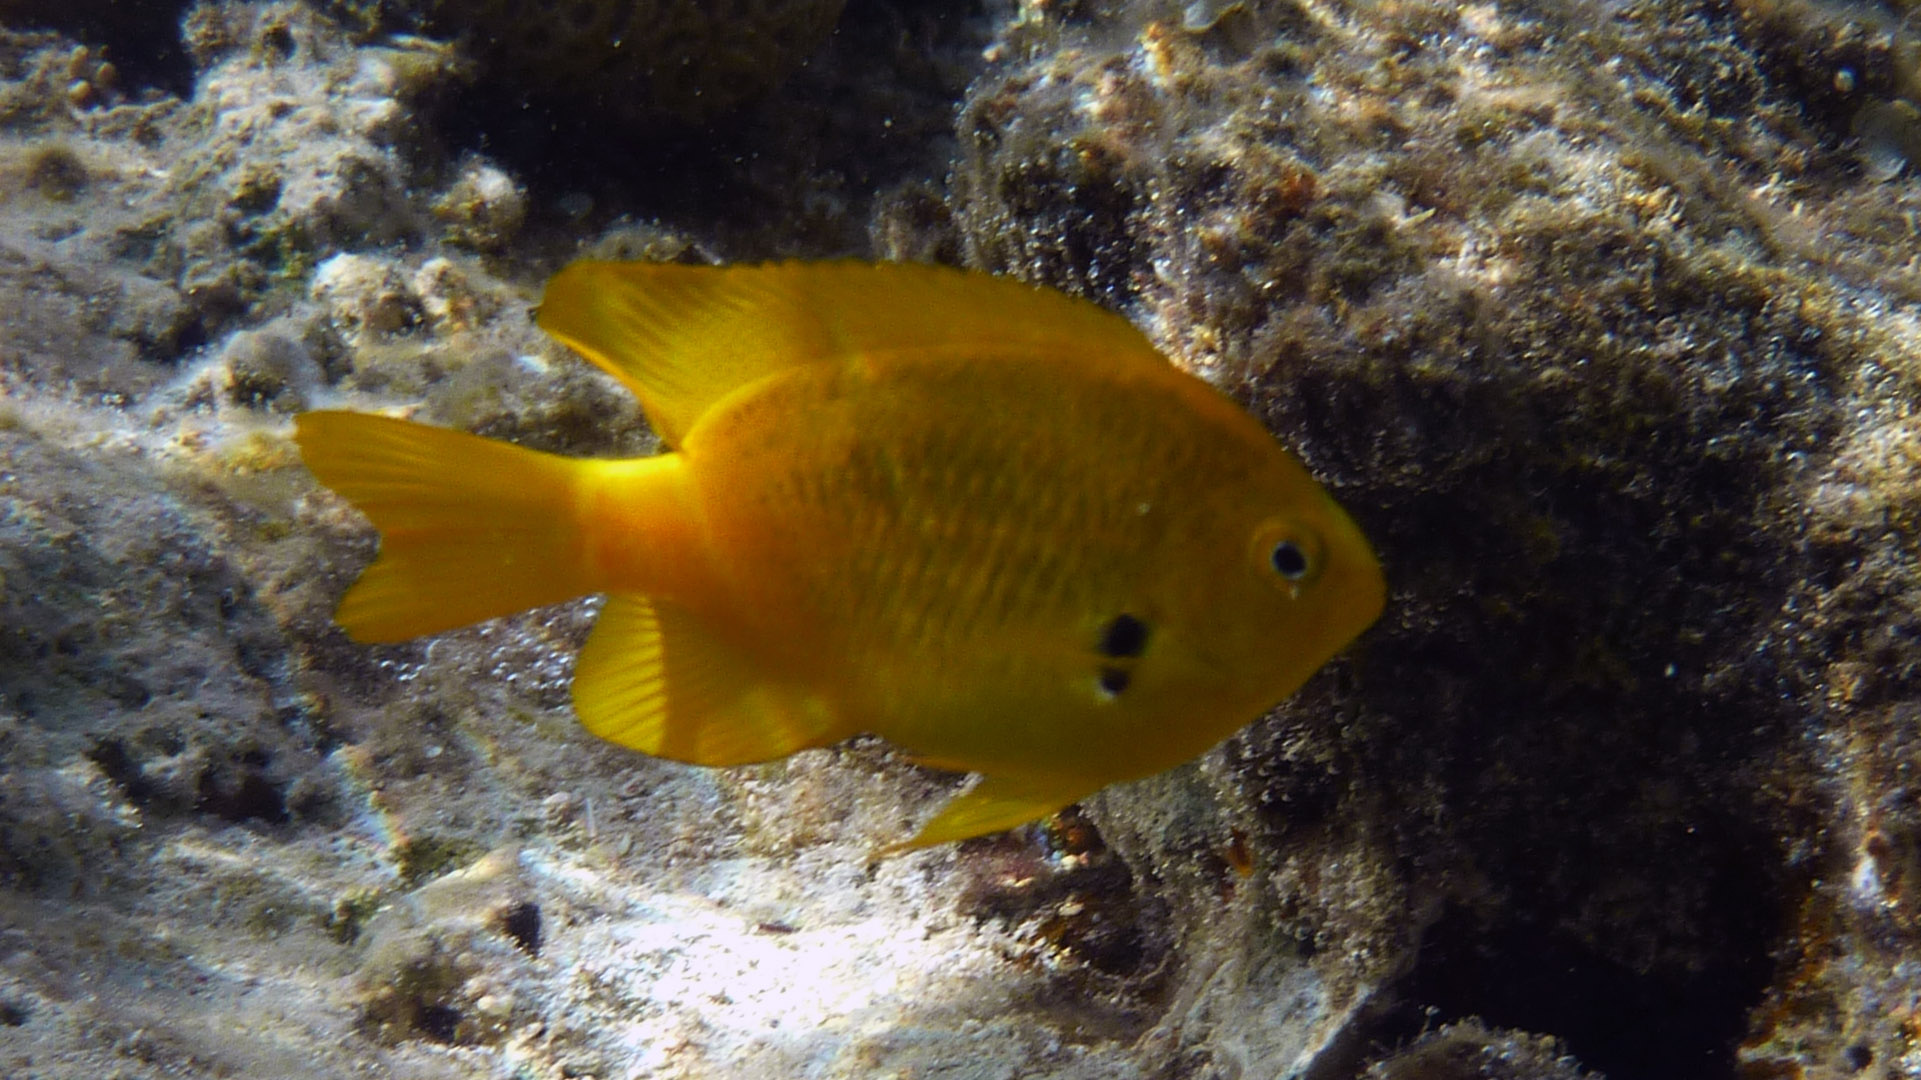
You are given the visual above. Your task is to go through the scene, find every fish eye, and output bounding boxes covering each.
[1250,519,1325,589]
[1271,540,1310,580]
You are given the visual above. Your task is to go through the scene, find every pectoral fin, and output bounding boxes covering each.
[885,774,1094,853]
[573,594,844,766]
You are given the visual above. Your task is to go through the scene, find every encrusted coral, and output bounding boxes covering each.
[1362,1019,1599,1080]
[356,0,849,122]
[11,0,1921,1076]
[935,0,1921,1074]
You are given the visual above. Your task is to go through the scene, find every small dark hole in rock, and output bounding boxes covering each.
[261,24,295,59]
[1383,894,1774,1080]
[1844,1044,1873,1072]
[198,769,290,824]
[500,900,542,957]
[86,737,158,804]
[107,674,151,709]
[415,1003,461,1044]
[0,1000,30,1026]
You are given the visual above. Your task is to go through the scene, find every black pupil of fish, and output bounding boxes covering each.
[1098,613,1150,658]
[1270,541,1310,580]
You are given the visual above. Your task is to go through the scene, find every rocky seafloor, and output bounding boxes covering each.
[3,0,1921,1077]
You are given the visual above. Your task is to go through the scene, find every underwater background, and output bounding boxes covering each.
[2,0,1920,1076]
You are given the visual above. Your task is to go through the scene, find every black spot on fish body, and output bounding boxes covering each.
[1098,613,1149,658]
[1098,666,1131,697]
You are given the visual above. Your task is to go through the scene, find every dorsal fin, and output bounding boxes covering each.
[536,260,1169,448]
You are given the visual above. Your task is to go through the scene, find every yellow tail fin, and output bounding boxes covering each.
[295,411,604,643]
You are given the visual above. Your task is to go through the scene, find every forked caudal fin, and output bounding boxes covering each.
[294,411,683,643]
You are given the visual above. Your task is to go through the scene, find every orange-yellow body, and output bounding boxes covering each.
[295,261,1384,848]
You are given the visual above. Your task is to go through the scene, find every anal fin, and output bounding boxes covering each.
[885,774,1093,854]
[573,594,842,766]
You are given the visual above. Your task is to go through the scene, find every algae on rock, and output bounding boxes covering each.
[930,0,1921,1075]
[9,0,1921,1077]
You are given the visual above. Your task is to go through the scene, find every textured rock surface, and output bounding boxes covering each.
[1361,1019,1600,1080]
[366,0,849,122]
[6,0,1921,1077]
[926,1,1921,1076]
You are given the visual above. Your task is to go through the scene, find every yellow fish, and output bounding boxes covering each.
[295,261,1384,849]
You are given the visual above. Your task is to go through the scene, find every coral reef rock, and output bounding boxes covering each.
[355,0,849,122]
[9,0,1921,1077]
[929,0,1921,1077]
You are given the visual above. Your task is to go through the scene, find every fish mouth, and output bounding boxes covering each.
[1308,499,1388,651]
